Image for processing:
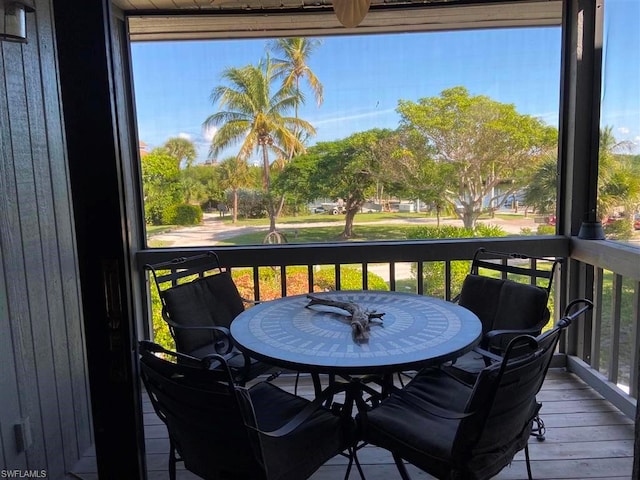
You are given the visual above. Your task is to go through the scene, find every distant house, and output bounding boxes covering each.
[139,140,149,157]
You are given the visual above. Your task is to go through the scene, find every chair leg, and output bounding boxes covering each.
[343,446,367,480]
[168,439,177,480]
[392,452,412,480]
[531,414,546,441]
[343,449,353,480]
[524,443,533,480]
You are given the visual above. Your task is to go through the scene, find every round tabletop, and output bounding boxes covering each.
[230,290,482,374]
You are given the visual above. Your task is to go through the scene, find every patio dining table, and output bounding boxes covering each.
[230,290,482,413]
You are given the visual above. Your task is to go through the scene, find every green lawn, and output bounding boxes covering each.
[216,224,421,245]
[219,211,442,226]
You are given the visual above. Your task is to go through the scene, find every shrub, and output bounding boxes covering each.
[231,265,388,301]
[314,266,389,291]
[162,203,203,225]
[604,219,633,240]
[229,189,269,219]
[475,223,506,237]
[420,259,471,299]
[405,224,506,298]
[406,225,473,240]
[142,151,183,225]
[536,224,556,235]
[149,283,175,350]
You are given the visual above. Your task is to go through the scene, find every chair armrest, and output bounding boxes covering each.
[202,350,250,376]
[484,325,541,341]
[241,297,261,307]
[164,319,233,354]
[470,346,503,363]
[482,326,542,355]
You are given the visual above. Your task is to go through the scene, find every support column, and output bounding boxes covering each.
[53,1,146,478]
[558,0,603,356]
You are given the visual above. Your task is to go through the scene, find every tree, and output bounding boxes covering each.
[269,38,324,216]
[523,157,558,215]
[378,128,454,226]
[141,149,183,225]
[269,37,324,125]
[290,129,395,239]
[218,156,252,223]
[203,58,315,237]
[524,127,640,236]
[163,137,197,168]
[179,169,206,205]
[597,126,640,225]
[271,153,315,215]
[398,87,557,228]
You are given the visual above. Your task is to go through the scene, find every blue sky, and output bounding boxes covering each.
[130,0,639,164]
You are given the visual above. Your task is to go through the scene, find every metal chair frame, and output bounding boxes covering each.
[144,250,275,384]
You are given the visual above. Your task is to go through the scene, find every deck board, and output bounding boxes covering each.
[68,369,635,479]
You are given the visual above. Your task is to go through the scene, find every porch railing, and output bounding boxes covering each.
[136,234,639,417]
[567,238,640,418]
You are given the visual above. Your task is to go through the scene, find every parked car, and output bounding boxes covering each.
[312,203,346,215]
[360,202,382,213]
[634,213,640,230]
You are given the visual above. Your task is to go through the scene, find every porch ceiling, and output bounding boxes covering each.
[112,0,556,12]
[112,0,562,41]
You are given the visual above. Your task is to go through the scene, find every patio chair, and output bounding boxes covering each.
[357,298,593,480]
[447,248,562,378]
[139,341,356,480]
[145,251,275,384]
[439,248,563,440]
[459,248,561,344]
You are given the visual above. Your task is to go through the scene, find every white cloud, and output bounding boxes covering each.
[312,108,396,126]
[178,132,192,140]
[618,127,630,135]
[533,111,559,126]
[202,124,217,142]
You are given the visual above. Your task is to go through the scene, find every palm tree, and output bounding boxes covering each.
[597,126,635,220]
[269,38,324,216]
[218,156,252,223]
[203,58,315,234]
[524,157,557,215]
[164,137,197,168]
[269,38,324,122]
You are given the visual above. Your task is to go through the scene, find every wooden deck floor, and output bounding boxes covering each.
[69,369,635,479]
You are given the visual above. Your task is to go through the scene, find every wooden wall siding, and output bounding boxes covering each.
[0,0,92,476]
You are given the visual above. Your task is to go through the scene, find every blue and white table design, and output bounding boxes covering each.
[231,290,482,375]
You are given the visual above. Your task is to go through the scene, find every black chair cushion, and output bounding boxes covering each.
[249,382,347,480]
[161,272,245,353]
[459,274,550,335]
[362,368,471,478]
[363,363,537,480]
[141,358,263,479]
[141,346,348,480]
[449,275,551,381]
